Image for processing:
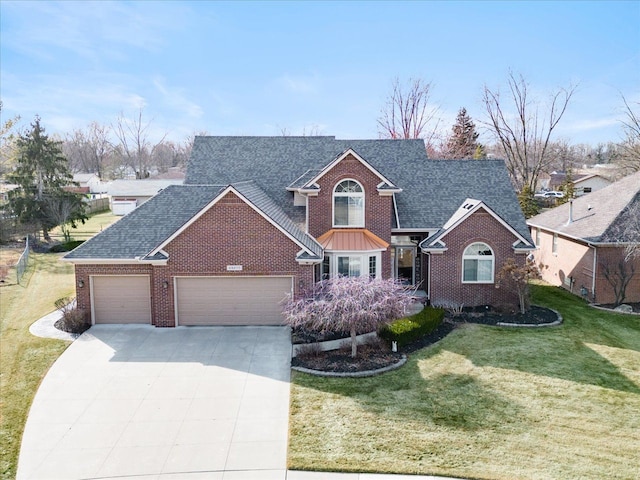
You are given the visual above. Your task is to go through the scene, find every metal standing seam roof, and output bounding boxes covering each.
[316,229,390,251]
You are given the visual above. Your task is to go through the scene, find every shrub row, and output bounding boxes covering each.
[49,240,84,252]
[379,306,445,348]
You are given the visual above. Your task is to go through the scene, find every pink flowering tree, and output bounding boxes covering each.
[283,276,414,357]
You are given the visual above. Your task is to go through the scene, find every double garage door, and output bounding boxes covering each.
[91,275,291,326]
[176,276,292,326]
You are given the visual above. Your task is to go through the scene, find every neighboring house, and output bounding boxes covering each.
[73,173,110,198]
[528,171,640,305]
[63,136,534,327]
[151,167,186,181]
[108,179,183,215]
[546,172,612,196]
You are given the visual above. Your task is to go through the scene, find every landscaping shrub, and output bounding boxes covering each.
[54,296,90,334]
[379,306,445,348]
[49,240,84,253]
[55,308,89,334]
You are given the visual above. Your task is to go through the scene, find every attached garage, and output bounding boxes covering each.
[91,275,152,324]
[175,276,292,326]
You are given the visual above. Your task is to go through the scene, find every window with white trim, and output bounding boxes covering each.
[321,252,382,279]
[462,242,494,283]
[337,256,361,277]
[333,180,364,227]
[552,233,558,254]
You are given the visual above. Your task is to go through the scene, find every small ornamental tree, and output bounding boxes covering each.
[283,276,414,358]
[495,258,544,314]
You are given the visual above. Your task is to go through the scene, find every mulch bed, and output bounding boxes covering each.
[448,305,559,326]
[292,305,559,374]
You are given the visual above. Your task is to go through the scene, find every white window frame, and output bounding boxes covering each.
[333,179,365,228]
[552,233,558,254]
[323,251,381,279]
[462,242,495,284]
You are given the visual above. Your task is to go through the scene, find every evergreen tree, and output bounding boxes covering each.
[445,107,480,159]
[557,169,575,205]
[518,184,540,218]
[7,117,86,240]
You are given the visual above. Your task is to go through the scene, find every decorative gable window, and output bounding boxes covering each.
[333,180,364,227]
[462,242,494,283]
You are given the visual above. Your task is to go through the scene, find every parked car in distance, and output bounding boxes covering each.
[534,191,565,198]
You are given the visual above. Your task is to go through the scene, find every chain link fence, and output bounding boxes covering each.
[16,236,30,284]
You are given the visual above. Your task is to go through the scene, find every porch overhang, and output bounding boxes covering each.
[317,229,389,252]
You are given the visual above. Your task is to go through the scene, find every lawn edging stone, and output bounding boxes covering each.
[292,331,377,357]
[496,305,563,328]
[291,354,407,377]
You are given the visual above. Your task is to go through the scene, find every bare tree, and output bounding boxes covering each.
[0,100,21,178]
[63,122,113,178]
[378,78,441,153]
[113,108,167,179]
[482,72,576,191]
[615,95,640,176]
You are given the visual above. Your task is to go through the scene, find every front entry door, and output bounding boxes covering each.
[395,246,416,285]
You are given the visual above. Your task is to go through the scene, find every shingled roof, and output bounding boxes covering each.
[64,182,323,261]
[527,171,640,243]
[65,185,224,261]
[187,136,532,241]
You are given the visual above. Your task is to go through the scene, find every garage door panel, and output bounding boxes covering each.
[92,276,151,324]
[176,277,291,326]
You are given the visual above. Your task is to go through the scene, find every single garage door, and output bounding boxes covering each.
[176,276,292,326]
[92,275,151,324]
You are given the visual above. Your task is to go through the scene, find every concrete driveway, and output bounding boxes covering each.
[18,325,292,480]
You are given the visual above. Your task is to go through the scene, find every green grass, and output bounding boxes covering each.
[0,211,119,479]
[0,253,73,479]
[49,210,120,241]
[288,284,640,480]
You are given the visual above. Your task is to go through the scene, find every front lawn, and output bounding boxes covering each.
[288,284,640,480]
[0,211,119,479]
[0,253,74,479]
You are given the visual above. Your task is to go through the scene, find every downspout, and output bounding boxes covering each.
[425,251,431,301]
[591,243,597,303]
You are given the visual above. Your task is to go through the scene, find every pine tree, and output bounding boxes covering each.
[557,169,575,205]
[445,107,480,159]
[518,184,540,218]
[7,117,86,240]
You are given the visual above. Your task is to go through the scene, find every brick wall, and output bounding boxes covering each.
[532,229,640,304]
[595,247,640,304]
[533,229,595,298]
[429,209,525,309]
[75,191,314,327]
[307,154,393,278]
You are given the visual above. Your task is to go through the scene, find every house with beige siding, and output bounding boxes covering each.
[528,171,640,305]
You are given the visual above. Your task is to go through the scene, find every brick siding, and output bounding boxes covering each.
[429,209,525,309]
[76,191,314,327]
[307,154,393,278]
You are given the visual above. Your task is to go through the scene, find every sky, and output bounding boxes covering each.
[1,0,639,147]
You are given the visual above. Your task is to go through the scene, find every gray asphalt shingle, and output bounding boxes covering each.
[187,136,532,241]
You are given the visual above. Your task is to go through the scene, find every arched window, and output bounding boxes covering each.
[462,242,494,283]
[333,180,364,227]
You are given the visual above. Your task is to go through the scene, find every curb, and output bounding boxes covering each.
[292,354,407,378]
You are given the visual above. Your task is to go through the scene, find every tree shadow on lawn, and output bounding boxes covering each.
[293,359,526,433]
[437,324,640,395]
